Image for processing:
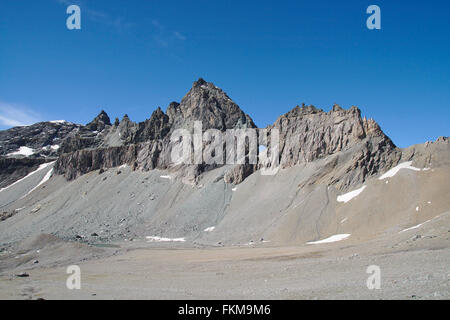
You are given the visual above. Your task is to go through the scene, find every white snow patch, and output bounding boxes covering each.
[385,180,389,184]
[160,175,171,179]
[204,226,215,232]
[415,206,419,212]
[399,220,432,233]
[50,120,66,124]
[146,236,185,242]
[119,164,128,169]
[42,145,59,151]
[340,217,348,224]
[232,187,237,192]
[7,146,35,157]
[337,185,366,203]
[427,201,431,204]
[0,161,55,194]
[307,234,350,245]
[24,168,54,196]
[378,161,422,180]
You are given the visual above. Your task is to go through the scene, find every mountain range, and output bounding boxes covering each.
[0,79,449,299]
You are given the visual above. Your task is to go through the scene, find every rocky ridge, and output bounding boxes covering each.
[1,78,447,191]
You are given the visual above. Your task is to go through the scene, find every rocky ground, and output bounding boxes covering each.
[0,212,448,299]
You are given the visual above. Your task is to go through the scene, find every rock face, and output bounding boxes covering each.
[1,78,446,191]
[273,104,384,166]
[263,103,399,190]
[54,145,139,180]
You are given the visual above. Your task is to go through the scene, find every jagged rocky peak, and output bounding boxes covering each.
[281,103,324,118]
[86,110,111,132]
[134,107,171,142]
[362,116,383,137]
[166,78,256,131]
[113,114,138,144]
[121,114,131,123]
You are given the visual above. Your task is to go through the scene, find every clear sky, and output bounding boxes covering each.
[0,0,448,147]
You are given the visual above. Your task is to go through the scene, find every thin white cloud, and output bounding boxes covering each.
[0,102,41,128]
[152,19,165,30]
[151,20,187,48]
[173,31,186,41]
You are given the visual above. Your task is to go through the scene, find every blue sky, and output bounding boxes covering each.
[0,0,448,147]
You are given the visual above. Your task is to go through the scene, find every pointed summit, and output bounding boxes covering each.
[134,107,171,142]
[193,77,207,87]
[86,110,111,131]
[166,78,256,131]
[332,104,344,112]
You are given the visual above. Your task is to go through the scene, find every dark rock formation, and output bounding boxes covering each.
[0,121,81,158]
[0,157,47,189]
